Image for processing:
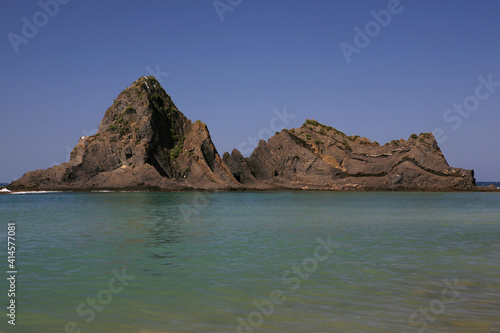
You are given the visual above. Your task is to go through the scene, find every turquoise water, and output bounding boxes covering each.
[1,192,499,333]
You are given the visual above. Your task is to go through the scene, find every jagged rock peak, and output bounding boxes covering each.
[97,76,186,136]
[8,76,240,191]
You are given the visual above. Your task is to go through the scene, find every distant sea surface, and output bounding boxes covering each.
[1,192,499,332]
[477,181,500,188]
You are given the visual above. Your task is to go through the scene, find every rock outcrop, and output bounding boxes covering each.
[8,77,241,191]
[7,77,480,192]
[223,119,476,191]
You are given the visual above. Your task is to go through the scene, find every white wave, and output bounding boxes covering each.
[11,191,62,195]
[0,188,11,193]
[92,190,146,193]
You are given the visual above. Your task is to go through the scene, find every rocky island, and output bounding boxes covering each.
[5,76,492,192]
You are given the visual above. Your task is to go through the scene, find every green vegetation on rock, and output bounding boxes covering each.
[305,119,320,127]
[124,106,136,115]
[348,135,360,141]
[342,139,352,152]
[335,129,346,136]
[170,143,183,160]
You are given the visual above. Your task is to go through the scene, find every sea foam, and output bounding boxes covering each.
[11,191,62,195]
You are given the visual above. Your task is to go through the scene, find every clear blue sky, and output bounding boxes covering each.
[1,0,499,182]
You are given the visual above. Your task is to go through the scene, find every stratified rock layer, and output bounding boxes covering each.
[223,120,476,191]
[8,78,478,192]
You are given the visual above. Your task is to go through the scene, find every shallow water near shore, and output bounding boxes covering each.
[1,191,499,332]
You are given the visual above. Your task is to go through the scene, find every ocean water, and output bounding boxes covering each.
[477,181,500,189]
[1,191,499,333]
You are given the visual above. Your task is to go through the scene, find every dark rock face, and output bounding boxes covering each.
[7,79,479,192]
[8,77,241,191]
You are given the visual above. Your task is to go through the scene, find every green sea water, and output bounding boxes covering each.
[1,191,499,333]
